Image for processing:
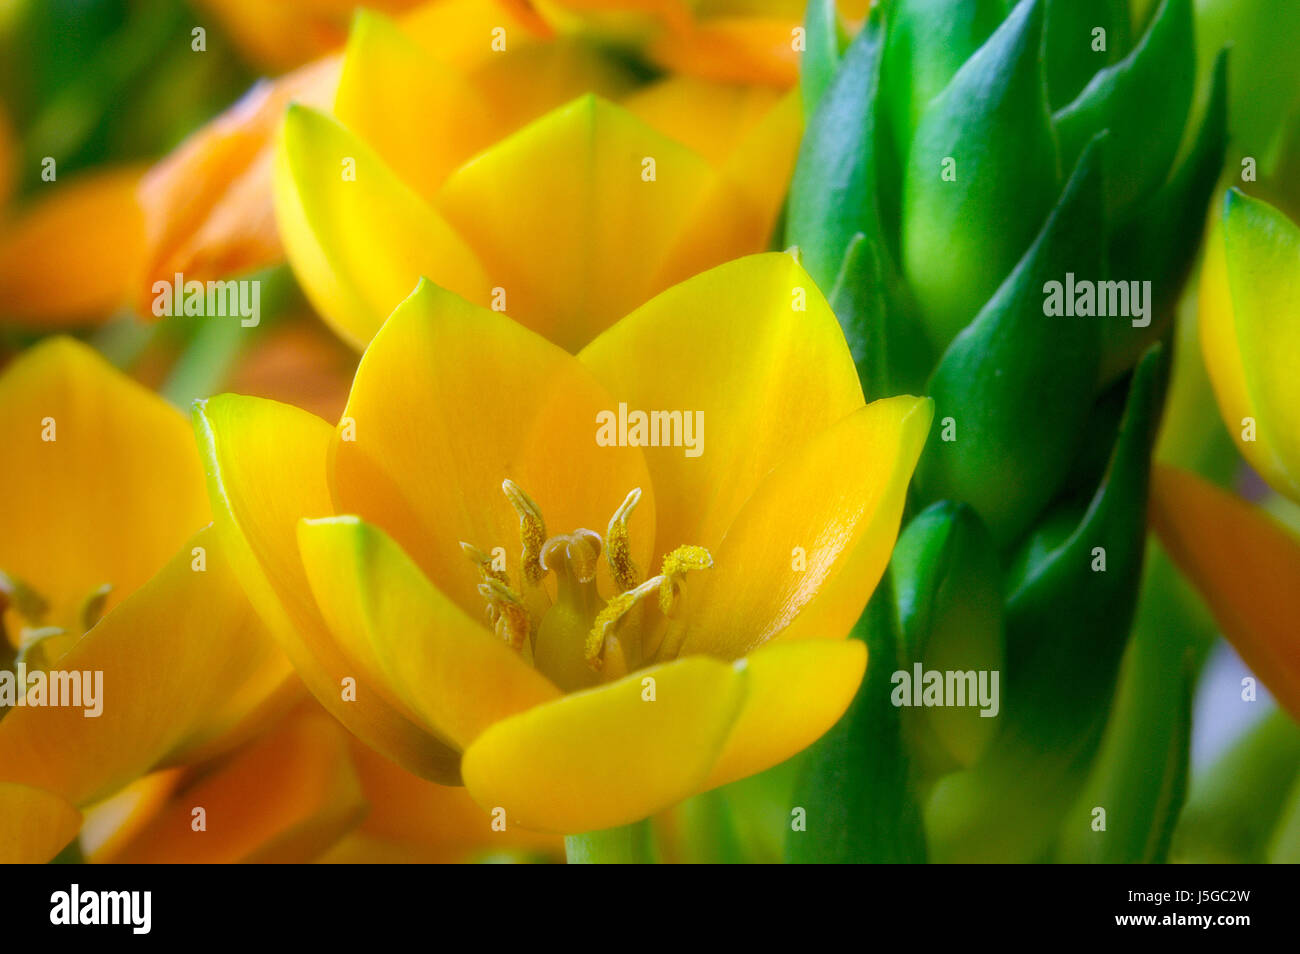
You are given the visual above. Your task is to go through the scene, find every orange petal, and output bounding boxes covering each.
[97,708,365,863]
[0,168,143,326]
[1150,465,1300,721]
[135,55,339,314]
[0,783,80,863]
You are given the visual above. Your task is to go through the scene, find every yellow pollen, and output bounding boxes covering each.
[605,488,642,593]
[658,545,714,615]
[502,478,547,585]
[477,578,531,651]
[586,577,660,671]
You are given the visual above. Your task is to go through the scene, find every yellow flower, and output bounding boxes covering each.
[0,338,292,858]
[1150,190,1300,722]
[0,782,80,863]
[1199,189,1300,500]
[194,253,931,833]
[138,0,799,353]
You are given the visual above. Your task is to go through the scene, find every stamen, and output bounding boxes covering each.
[586,577,661,671]
[658,545,713,616]
[478,579,531,651]
[605,488,642,593]
[502,479,547,585]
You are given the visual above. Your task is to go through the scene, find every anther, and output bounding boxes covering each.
[605,488,642,593]
[502,479,547,585]
[658,545,714,616]
[478,579,531,651]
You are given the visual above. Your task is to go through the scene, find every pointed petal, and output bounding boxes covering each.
[273,104,488,349]
[435,95,714,351]
[0,168,142,325]
[136,56,338,313]
[705,639,867,789]
[333,11,498,200]
[461,655,746,833]
[193,393,462,782]
[331,281,654,617]
[579,253,865,563]
[298,516,560,749]
[0,783,80,864]
[673,396,932,659]
[0,338,209,628]
[1150,465,1300,721]
[1200,190,1300,500]
[0,527,292,807]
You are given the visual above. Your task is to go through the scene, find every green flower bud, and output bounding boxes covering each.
[891,501,1004,776]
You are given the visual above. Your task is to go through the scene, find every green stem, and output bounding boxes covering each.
[564,818,656,864]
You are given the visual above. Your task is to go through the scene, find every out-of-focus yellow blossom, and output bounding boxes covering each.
[194,253,931,833]
[137,0,800,353]
[0,167,145,327]
[515,0,872,86]
[1199,189,1300,500]
[0,339,293,860]
[196,0,429,71]
[87,706,365,863]
[1150,190,1300,722]
[0,782,80,863]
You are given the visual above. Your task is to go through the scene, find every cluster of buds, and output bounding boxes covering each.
[787,0,1226,862]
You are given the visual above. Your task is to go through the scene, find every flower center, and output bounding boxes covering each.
[462,480,712,692]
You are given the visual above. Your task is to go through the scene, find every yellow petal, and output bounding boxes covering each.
[193,393,463,782]
[579,253,865,564]
[461,655,746,833]
[0,168,143,325]
[673,395,932,659]
[654,88,801,292]
[704,639,867,789]
[298,515,560,749]
[435,95,715,351]
[273,104,488,349]
[0,337,209,628]
[98,708,364,863]
[333,10,498,201]
[1150,465,1300,722]
[1200,190,1300,500]
[136,55,338,314]
[331,280,655,617]
[0,783,80,864]
[619,75,782,166]
[0,527,292,807]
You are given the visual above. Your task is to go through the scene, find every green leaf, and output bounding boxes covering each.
[1054,0,1195,218]
[826,233,932,400]
[926,345,1167,861]
[1102,48,1229,385]
[912,138,1104,547]
[892,501,1004,776]
[1054,545,1213,862]
[785,5,888,292]
[799,0,842,119]
[901,0,1059,352]
[1043,0,1130,109]
[786,571,928,863]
